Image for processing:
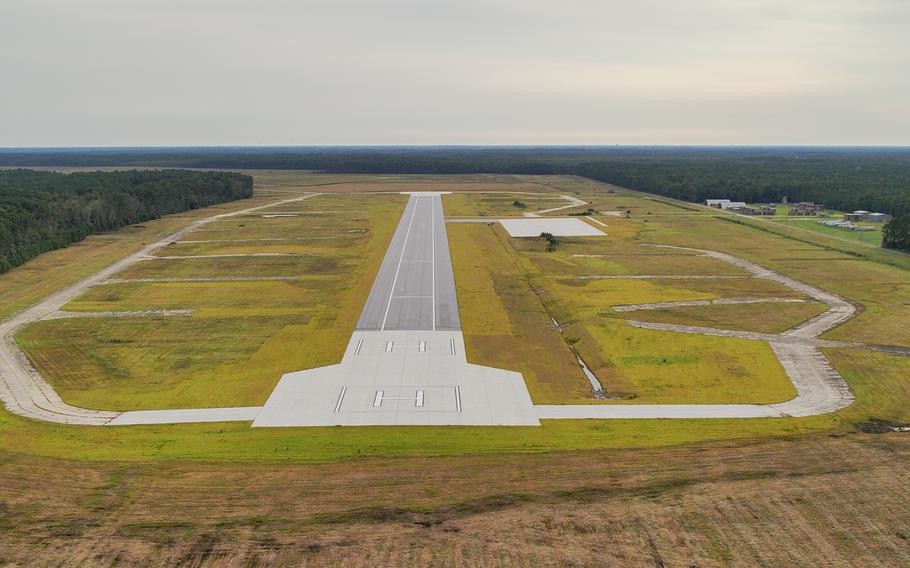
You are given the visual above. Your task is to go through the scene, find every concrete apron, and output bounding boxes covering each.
[252,331,539,426]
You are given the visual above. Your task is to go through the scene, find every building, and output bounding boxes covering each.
[867,212,892,223]
[706,199,774,215]
[743,206,775,216]
[845,210,891,223]
[789,202,824,216]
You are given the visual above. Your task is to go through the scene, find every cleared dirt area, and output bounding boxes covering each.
[2,434,909,566]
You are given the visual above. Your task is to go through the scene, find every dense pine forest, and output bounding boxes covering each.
[1,147,908,217]
[0,169,252,273]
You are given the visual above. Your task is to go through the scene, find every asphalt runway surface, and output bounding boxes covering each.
[355,193,460,331]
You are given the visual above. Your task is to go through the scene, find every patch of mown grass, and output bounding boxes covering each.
[18,316,308,409]
[574,320,796,404]
[65,280,335,314]
[618,301,829,334]
[443,193,567,217]
[116,255,346,279]
[0,405,833,463]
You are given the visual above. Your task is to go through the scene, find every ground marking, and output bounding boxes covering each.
[380,197,420,331]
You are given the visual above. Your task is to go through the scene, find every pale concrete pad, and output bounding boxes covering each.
[499,217,606,237]
[110,407,262,425]
[253,331,539,426]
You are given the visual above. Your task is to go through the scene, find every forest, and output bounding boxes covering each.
[0,169,252,273]
[883,216,910,253]
[2,147,908,217]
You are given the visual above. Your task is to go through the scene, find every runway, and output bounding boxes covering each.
[252,192,540,426]
[356,194,460,331]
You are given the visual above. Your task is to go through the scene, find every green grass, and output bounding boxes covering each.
[2,173,910,464]
[449,211,797,404]
[635,212,910,347]
[1,346,906,463]
[574,321,796,403]
[17,192,407,411]
[765,216,883,247]
[18,316,308,410]
[618,300,829,334]
[443,193,569,217]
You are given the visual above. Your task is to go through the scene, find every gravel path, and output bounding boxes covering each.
[578,275,747,280]
[524,194,589,217]
[145,252,318,260]
[44,310,194,320]
[104,276,301,284]
[613,297,807,312]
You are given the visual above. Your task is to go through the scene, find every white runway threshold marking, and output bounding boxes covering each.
[253,193,540,427]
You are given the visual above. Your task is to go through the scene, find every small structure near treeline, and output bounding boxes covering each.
[704,199,774,215]
[788,202,824,216]
[845,210,892,223]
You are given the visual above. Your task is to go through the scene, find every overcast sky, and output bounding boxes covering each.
[2,0,908,147]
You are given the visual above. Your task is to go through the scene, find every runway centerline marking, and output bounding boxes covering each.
[380,197,421,331]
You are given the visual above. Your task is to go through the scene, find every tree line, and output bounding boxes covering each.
[1,147,908,216]
[0,169,253,274]
[883,216,910,253]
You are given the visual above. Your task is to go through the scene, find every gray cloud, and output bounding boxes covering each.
[1,0,908,146]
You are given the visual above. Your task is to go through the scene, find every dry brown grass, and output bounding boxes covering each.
[2,433,909,566]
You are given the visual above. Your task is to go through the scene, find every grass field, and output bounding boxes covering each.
[618,300,829,334]
[3,433,910,566]
[444,193,571,217]
[766,215,884,246]
[0,195,281,322]
[16,189,406,411]
[4,171,909,565]
[0,171,907,462]
[638,213,910,347]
